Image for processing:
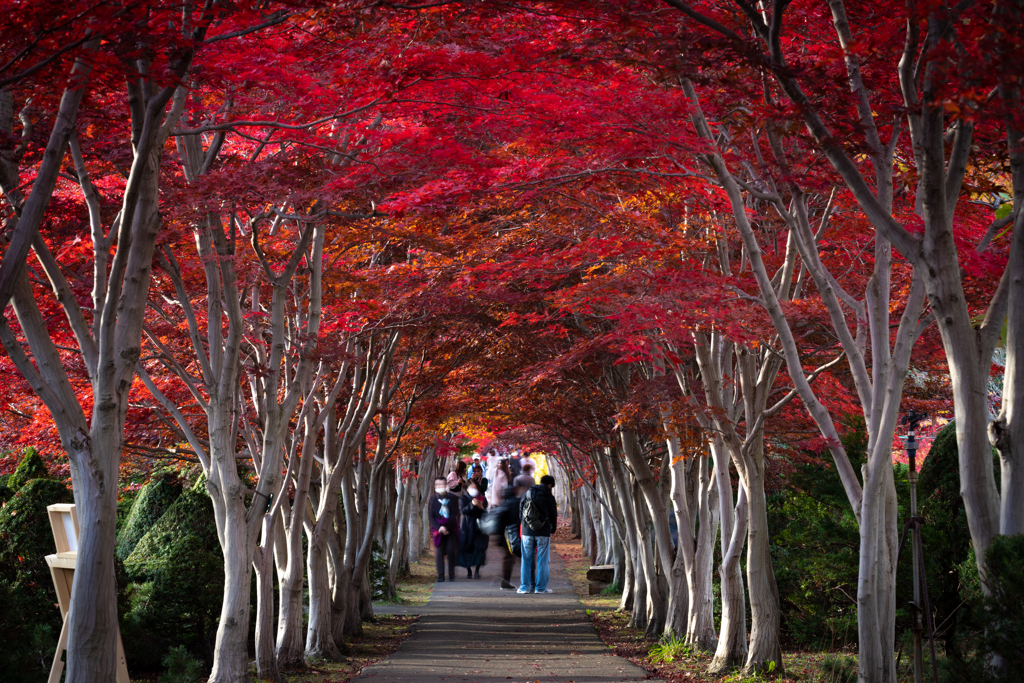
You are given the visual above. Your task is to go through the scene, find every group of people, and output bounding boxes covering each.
[429,456,558,594]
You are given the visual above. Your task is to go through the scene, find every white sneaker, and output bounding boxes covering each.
[534,588,553,593]
[516,587,531,594]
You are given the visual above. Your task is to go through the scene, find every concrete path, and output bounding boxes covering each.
[360,542,657,683]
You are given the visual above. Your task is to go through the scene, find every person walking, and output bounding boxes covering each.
[492,484,521,589]
[488,458,511,507]
[457,478,489,578]
[518,474,557,594]
[429,476,460,582]
[513,461,535,494]
[446,460,468,494]
[469,463,489,497]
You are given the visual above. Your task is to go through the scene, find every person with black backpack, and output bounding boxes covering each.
[517,474,557,594]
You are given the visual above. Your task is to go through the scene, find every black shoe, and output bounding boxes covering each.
[500,579,514,590]
[449,574,455,581]
[437,576,445,582]
[467,569,473,578]
[474,567,481,579]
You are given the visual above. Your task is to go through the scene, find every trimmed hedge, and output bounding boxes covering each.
[7,447,49,491]
[122,480,223,669]
[0,477,74,683]
[116,472,183,561]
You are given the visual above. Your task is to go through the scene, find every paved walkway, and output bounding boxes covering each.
[360,542,657,683]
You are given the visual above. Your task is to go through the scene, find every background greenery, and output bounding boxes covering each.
[2,424,1021,679]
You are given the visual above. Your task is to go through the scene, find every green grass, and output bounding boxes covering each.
[377,552,436,607]
[648,636,693,664]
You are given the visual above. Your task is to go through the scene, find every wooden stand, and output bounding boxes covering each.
[45,504,130,683]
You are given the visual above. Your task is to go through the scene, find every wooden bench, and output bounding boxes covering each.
[586,564,614,595]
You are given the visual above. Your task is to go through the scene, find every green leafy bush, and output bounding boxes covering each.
[0,477,74,683]
[116,472,183,560]
[122,480,223,670]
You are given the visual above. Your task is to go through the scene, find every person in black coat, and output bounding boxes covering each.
[457,479,489,578]
[518,475,558,594]
[492,485,521,589]
[429,476,460,581]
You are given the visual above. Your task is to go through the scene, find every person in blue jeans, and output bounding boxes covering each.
[518,475,558,594]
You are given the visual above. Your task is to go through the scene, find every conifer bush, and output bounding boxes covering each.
[0,475,73,683]
[121,480,223,669]
[7,447,49,491]
[158,645,204,683]
[116,471,183,561]
[941,535,1024,682]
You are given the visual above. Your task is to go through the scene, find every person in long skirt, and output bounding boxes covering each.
[429,476,460,581]
[457,478,489,578]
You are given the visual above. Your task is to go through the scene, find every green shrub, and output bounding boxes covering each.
[0,477,74,683]
[0,481,13,505]
[122,481,223,670]
[768,452,862,649]
[769,422,960,651]
[916,421,986,657]
[159,645,204,683]
[116,472,182,560]
[370,539,391,601]
[7,447,49,491]
[982,535,1024,670]
[941,535,1024,682]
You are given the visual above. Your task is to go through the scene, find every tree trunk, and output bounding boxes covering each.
[208,482,256,683]
[583,489,597,564]
[708,460,748,675]
[740,443,784,676]
[857,437,900,683]
[569,488,582,539]
[669,433,718,651]
[689,453,719,651]
[408,472,424,564]
[326,518,346,650]
[604,448,638,614]
[254,513,281,682]
[665,433,693,639]
[276,502,307,668]
[306,516,342,661]
[629,477,666,638]
[64,439,120,683]
[620,429,675,638]
[991,105,1024,538]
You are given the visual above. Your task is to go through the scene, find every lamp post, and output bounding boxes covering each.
[903,410,926,683]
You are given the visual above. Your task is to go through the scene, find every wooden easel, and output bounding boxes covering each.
[45,503,130,683]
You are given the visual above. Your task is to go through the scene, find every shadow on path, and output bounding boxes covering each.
[360,541,657,683]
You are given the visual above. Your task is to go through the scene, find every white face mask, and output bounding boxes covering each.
[467,487,479,498]
[435,487,447,496]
